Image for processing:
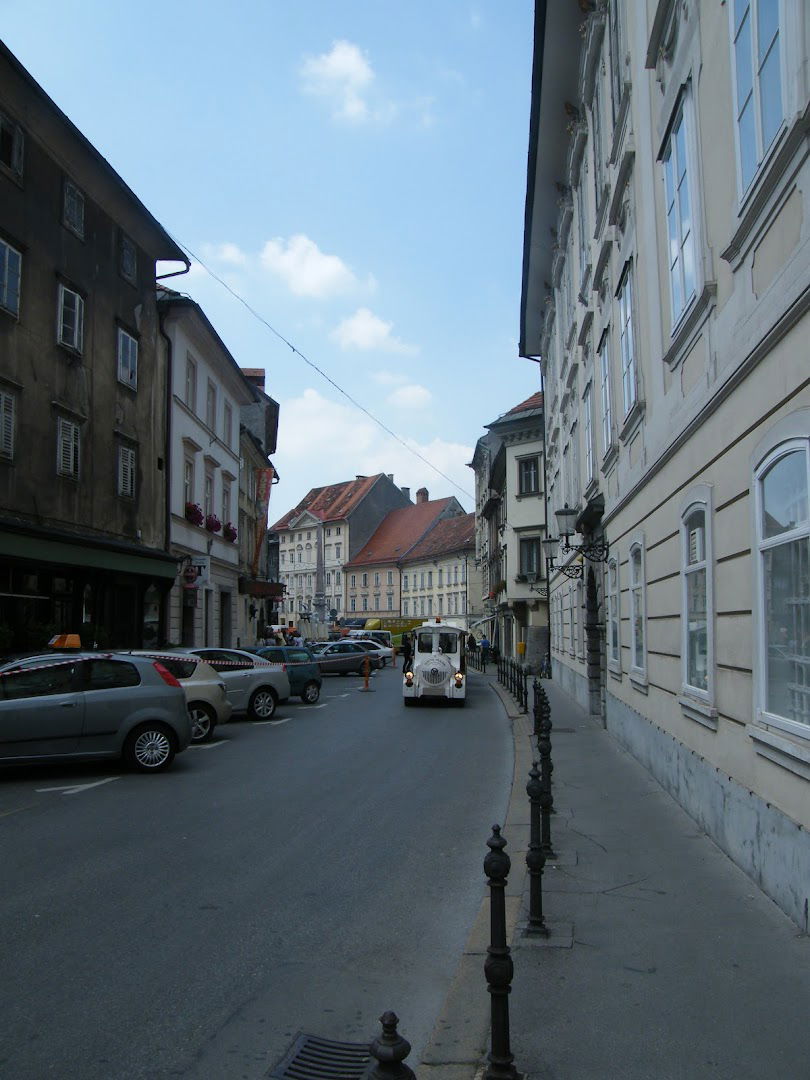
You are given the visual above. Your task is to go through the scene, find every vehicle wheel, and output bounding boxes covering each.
[301,681,321,704]
[249,686,278,720]
[123,723,176,772]
[188,702,216,742]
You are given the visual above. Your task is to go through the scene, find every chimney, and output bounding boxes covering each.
[401,487,411,501]
[387,474,394,483]
[416,487,429,504]
[241,367,265,391]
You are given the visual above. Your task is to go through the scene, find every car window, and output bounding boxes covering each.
[439,634,458,654]
[417,632,434,653]
[0,660,77,700]
[144,656,196,680]
[288,650,311,663]
[85,658,141,690]
[197,649,250,672]
[264,649,284,662]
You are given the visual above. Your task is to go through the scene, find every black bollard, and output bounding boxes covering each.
[368,1011,416,1079]
[536,684,555,857]
[525,762,548,936]
[484,825,521,1080]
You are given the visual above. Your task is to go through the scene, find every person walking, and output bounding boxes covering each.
[467,632,477,654]
[480,634,490,665]
[400,632,412,670]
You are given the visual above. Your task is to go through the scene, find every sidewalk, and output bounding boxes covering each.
[491,674,810,1080]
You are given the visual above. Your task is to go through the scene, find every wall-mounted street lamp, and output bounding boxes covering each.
[542,536,583,580]
[553,504,610,563]
[525,571,548,594]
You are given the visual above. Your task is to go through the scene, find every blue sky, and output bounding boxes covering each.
[2,1,537,514]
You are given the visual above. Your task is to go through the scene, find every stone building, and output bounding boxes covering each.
[520,1,810,926]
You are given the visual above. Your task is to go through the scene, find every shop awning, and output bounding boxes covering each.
[0,527,177,578]
[470,614,497,629]
[238,578,285,598]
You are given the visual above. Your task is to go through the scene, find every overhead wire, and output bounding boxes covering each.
[168,236,474,502]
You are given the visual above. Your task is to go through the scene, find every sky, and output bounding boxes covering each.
[1,1,538,515]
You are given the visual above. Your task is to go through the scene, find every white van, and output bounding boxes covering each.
[347,628,393,649]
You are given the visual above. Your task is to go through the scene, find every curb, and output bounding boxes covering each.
[417,676,530,1080]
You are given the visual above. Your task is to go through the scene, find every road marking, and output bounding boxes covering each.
[254,717,290,726]
[36,777,121,796]
[0,804,36,819]
[302,703,328,710]
[339,693,351,698]
[189,740,227,750]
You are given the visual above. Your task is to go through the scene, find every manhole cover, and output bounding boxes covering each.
[268,1031,371,1079]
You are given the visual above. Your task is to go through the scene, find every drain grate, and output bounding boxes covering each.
[267,1031,371,1079]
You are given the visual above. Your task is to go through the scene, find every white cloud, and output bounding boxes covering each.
[260,234,357,297]
[300,40,375,123]
[387,384,432,408]
[331,307,418,354]
[272,389,474,513]
[200,241,247,266]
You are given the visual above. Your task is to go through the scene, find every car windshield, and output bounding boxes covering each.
[416,632,435,653]
[309,643,327,653]
[439,633,460,654]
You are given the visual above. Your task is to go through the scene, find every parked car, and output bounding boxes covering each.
[173,648,290,719]
[309,640,373,676]
[129,652,231,742]
[0,652,192,771]
[245,645,322,703]
[348,638,394,668]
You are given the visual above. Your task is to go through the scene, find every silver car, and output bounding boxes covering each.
[178,648,291,720]
[129,652,232,743]
[0,652,191,771]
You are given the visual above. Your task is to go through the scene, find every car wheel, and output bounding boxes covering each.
[249,686,278,719]
[188,702,216,742]
[301,681,321,704]
[123,723,176,772]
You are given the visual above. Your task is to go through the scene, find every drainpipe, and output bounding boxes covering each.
[159,311,175,645]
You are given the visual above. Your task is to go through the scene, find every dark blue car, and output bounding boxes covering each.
[246,646,322,703]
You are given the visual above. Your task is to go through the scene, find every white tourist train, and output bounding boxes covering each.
[402,618,466,707]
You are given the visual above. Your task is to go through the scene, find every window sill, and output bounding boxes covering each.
[608,662,623,681]
[600,442,619,476]
[746,723,810,782]
[662,281,717,370]
[515,491,541,500]
[679,693,718,731]
[629,669,649,694]
[619,399,646,445]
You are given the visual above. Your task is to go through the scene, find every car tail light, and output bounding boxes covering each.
[152,661,181,688]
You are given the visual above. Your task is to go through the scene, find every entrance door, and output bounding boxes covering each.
[219,590,232,647]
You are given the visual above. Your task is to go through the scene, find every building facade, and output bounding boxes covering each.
[520,0,810,926]
[400,513,480,629]
[0,43,188,651]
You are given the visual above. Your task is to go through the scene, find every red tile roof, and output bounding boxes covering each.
[271,475,384,531]
[402,513,475,564]
[504,390,543,415]
[344,499,458,568]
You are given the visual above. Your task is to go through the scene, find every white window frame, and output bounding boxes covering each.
[606,556,621,672]
[57,417,80,479]
[58,284,84,353]
[0,238,22,316]
[518,455,540,495]
[598,333,613,458]
[118,445,136,498]
[0,389,15,459]
[583,383,594,484]
[629,539,647,683]
[728,0,785,198]
[680,486,715,713]
[753,433,810,739]
[661,91,698,326]
[617,269,637,417]
[117,327,138,390]
[223,402,233,447]
[206,380,217,431]
[185,354,197,410]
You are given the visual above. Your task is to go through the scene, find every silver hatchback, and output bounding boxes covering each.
[0,652,191,771]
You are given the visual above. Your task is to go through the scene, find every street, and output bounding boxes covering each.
[0,665,513,1079]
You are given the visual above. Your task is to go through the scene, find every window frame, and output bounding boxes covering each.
[62,178,85,239]
[117,327,138,390]
[185,354,197,411]
[661,90,699,327]
[0,388,16,460]
[117,444,136,499]
[680,486,715,710]
[57,283,85,354]
[119,233,137,285]
[0,112,24,179]
[0,238,22,317]
[606,555,621,673]
[518,455,540,496]
[598,331,614,459]
[56,416,80,479]
[629,539,647,683]
[617,267,637,418]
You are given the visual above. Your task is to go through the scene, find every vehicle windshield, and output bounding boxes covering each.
[439,633,460,654]
[416,632,435,653]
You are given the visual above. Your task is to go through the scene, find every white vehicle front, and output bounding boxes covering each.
[403,619,466,707]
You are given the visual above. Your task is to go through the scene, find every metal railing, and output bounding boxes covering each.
[496,655,528,714]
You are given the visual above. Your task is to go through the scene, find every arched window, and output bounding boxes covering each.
[680,487,714,702]
[606,557,620,671]
[629,541,646,678]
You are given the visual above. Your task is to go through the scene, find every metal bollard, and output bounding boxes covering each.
[525,763,548,936]
[368,1011,416,1079]
[484,825,520,1080]
[536,684,555,857]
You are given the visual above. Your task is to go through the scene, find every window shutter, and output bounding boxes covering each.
[58,418,79,477]
[0,391,14,458]
[119,446,135,497]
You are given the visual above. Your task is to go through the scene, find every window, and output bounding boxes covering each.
[204,472,213,516]
[57,417,80,479]
[373,593,380,609]
[117,328,138,389]
[335,543,341,559]
[387,570,393,585]
[206,380,217,431]
[63,179,84,238]
[629,543,646,675]
[662,97,697,323]
[326,528,331,536]
[222,478,231,524]
[0,112,24,178]
[427,571,433,587]
[519,538,541,576]
[387,593,393,611]
[223,402,233,447]
[335,571,341,586]
[583,385,594,483]
[438,596,444,613]
[731,0,783,194]
[118,445,136,498]
[374,572,380,587]
[618,270,636,416]
[119,233,137,284]
[599,335,613,455]
[403,574,409,591]
[438,569,443,587]
[755,441,810,731]
[0,239,21,316]
[350,574,356,588]
[183,458,194,505]
[185,355,197,410]
[607,557,620,668]
[0,389,15,459]
[428,598,433,616]
[403,599,410,616]
[577,179,589,276]
[362,573,368,587]
[420,572,425,589]
[58,284,84,353]
[681,497,713,696]
[518,456,539,495]
[362,596,368,611]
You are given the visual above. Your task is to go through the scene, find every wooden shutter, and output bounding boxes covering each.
[0,391,14,458]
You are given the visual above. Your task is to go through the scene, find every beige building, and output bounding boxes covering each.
[520,1,810,926]
[400,514,479,629]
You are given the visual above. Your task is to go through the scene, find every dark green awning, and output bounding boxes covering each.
[0,529,177,579]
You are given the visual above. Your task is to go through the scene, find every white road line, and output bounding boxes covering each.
[36,777,121,796]
[254,717,291,726]
[302,703,328,710]
[189,740,227,750]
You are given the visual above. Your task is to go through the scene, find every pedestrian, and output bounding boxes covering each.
[400,632,412,670]
[293,631,304,647]
[480,634,490,664]
[467,632,477,653]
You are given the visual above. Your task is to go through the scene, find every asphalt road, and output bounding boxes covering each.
[0,664,513,1079]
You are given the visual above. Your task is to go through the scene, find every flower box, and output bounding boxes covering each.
[184,502,204,526]
[223,521,238,543]
[205,513,222,534]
